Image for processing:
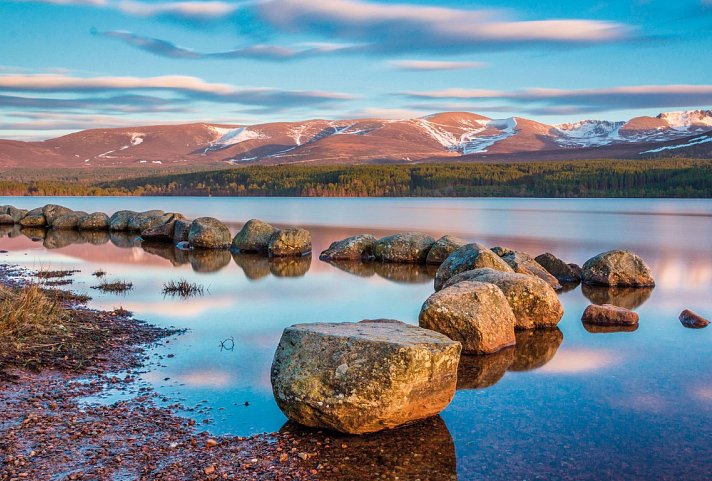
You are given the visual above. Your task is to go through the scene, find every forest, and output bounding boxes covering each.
[1,159,711,197]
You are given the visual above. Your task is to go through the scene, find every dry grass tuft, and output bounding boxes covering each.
[162,279,205,298]
[36,269,80,279]
[92,269,107,278]
[92,279,133,293]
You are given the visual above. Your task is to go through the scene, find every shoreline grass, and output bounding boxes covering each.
[162,279,205,298]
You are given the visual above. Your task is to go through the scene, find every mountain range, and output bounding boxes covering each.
[1,110,711,168]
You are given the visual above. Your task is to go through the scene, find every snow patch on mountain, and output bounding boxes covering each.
[460,118,518,154]
[554,120,625,147]
[658,110,712,131]
[641,135,712,154]
[207,126,268,151]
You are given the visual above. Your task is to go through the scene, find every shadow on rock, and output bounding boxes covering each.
[281,416,457,481]
[509,328,564,371]
[582,322,639,334]
[269,255,311,277]
[457,348,515,390]
[189,249,231,273]
[233,253,271,280]
[582,284,653,310]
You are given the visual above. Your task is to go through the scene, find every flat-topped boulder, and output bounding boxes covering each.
[109,210,137,231]
[271,319,461,434]
[581,303,639,326]
[582,250,655,287]
[373,232,435,264]
[42,204,74,226]
[494,248,561,289]
[434,243,514,291]
[535,252,582,283]
[320,234,377,261]
[188,217,232,249]
[19,208,46,227]
[419,281,516,354]
[77,212,110,231]
[268,228,312,257]
[232,219,279,253]
[678,309,709,329]
[426,235,467,265]
[443,268,564,329]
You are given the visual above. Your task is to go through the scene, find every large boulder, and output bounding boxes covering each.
[535,252,582,283]
[1,205,26,223]
[271,319,461,434]
[419,281,516,354]
[172,218,192,244]
[51,213,82,230]
[77,212,110,231]
[582,250,655,287]
[141,213,185,242]
[188,217,232,249]
[127,210,165,232]
[434,243,514,291]
[494,248,561,289]
[319,234,377,261]
[268,228,312,257]
[581,303,639,326]
[372,232,435,264]
[109,210,137,231]
[42,204,73,226]
[19,208,46,227]
[443,268,564,329]
[231,219,279,253]
[426,235,467,265]
[0,214,14,225]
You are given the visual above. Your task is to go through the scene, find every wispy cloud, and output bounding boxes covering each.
[17,0,239,21]
[388,60,485,71]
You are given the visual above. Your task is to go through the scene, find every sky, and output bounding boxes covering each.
[1,0,712,140]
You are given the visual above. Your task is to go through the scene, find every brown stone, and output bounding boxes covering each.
[434,243,514,291]
[679,309,709,329]
[581,303,639,326]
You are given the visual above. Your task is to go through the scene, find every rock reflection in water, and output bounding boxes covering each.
[232,253,270,280]
[43,229,79,249]
[557,281,581,293]
[582,322,639,334]
[189,249,232,273]
[141,242,189,267]
[509,328,564,372]
[77,230,110,245]
[325,260,437,284]
[581,284,653,310]
[269,255,311,277]
[20,227,46,241]
[0,224,21,238]
[282,416,457,481]
[110,232,142,248]
[457,348,515,390]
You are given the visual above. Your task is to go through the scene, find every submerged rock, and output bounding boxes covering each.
[425,235,467,265]
[189,248,232,272]
[78,212,110,231]
[535,252,582,283]
[319,234,377,261]
[42,204,74,226]
[232,253,271,280]
[419,281,516,354]
[372,232,435,264]
[581,303,639,326]
[271,319,461,434]
[679,309,709,329]
[434,243,514,291]
[443,268,564,329]
[268,228,312,257]
[232,219,279,253]
[582,250,655,287]
[495,248,561,289]
[109,210,137,231]
[188,217,232,249]
[43,229,79,249]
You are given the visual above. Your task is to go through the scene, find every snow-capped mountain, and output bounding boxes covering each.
[1,109,710,168]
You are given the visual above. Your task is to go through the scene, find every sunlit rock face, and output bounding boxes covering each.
[372,232,435,264]
[426,235,466,265]
[319,234,377,261]
[271,319,461,435]
[188,217,232,249]
[535,252,582,283]
[232,219,279,254]
[493,247,561,289]
[582,250,655,287]
[434,243,513,291]
[581,303,639,326]
[268,228,312,257]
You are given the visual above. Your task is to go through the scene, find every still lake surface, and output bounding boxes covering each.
[2,197,712,480]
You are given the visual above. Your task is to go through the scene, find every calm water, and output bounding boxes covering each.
[2,197,712,480]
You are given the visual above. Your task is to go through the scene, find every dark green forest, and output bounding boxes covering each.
[1,159,712,197]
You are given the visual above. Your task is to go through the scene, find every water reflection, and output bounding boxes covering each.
[269,256,311,277]
[582,322,639,334]
[509,328,564,371]
[232,253,270,280]
[282,416,457,481]
[325,260,437,284]
[457,348,515,390]
[581,284,653,309]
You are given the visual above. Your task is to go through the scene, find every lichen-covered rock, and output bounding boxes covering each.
[188,217,232,249]
[319,234,377,261]
[426,235,467,265]
[434,243,514,291]
[268,228,312,257]
[0,214,14,225]
[77,212,110,231]
[127,210,166,232]
[232,219,279,253]
[172,218,192,244]
[373,232,435,264]
[581,303,639,326]
[1,205,26,223]
[51,213,82,230]
[419,281,516,354]
[42,204,74,226]
[495,248,561,289]
[582,250,655,287]
[535,252,582,283]
[456,348,515,390]
[509,328,563,371]
[141,213,185,242]
[271,319,461,434]
[443,268,564,329]
[678,309,709,329]
[19,208,46,227]
[109,210,137,231]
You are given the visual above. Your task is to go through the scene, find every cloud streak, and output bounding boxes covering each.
[388,60,484,71]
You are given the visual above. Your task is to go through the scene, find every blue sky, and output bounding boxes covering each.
[1,0,712,139]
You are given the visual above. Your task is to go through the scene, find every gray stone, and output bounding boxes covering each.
[434,243,514,291]
[42,204,74,226]
[373,232,435,263]
[582,250,655,287]
[231,219,279,253]
[127,210,166,232]
[109,210,137,231]
[268,228,312,257]
[173,218,193,244]
[535,252,582,283]
[426,235,467,265]
[320,234,377,261]
[495,248,561,289]
[77,212,110,231]
[188,217,232,249]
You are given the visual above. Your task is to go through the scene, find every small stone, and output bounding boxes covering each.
[206,438,218,448]
[204,465,216,475]
[679,309,709,329]
[581,303,639,326]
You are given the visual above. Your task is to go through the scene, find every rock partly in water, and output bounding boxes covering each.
[535,252,582,283]
[19,208,46,228]
[425,235,467,265]
[434,243,514,291]
[1,205,26,223]
[372,232,435,264]
[581,303,639,326]
[582,250,655,287]
[679,309,709,329]
[109,210,137,231]
[127,210,166,232]
[141,213,185,242]
[188,217,232,249]
[232,219,279,253]
[172,218,192,244]
[0,214,15,225]
[271,319,461,434]
[443,268,564,329]
[419,281,516,354]
[42,204,74,226]
[494,248,561,289]
[51,213,82,230]
[319,234,377,261]
[77,212,110,231]
[268,228,312,257]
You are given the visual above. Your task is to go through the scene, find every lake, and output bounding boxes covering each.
[2,197,712,480]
